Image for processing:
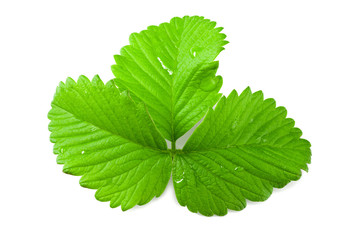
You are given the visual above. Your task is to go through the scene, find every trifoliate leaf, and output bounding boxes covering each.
[48,75,171,210]
[111,16,227,141]
[49,16,311,216]
[173,87,311,216]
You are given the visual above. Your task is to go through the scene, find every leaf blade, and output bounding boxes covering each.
[174,87,311,216]
[112,16,227,140]
[48,75,171,210]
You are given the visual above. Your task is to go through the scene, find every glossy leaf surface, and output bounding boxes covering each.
[48,75,171,210]
[112,16,227,141]
[49,16,311,216]
[173,88,311,216]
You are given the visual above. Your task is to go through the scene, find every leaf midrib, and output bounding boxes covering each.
[181,143,309,154]
[52,103,169,153]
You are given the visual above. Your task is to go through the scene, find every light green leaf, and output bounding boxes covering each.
[111,16,227,141]
[49,16,311,216]
[48,75,171,210]
[173,87,311,216]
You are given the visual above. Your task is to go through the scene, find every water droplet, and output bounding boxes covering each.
[256,136,267,143]
[60,148,64,153]
[231,120,238,129]
[175,178,183,184]
[157,57,173,75]
[81,150,85,154]
[234,167,243,172]
[200,75,222,92]
[190,47,203,58]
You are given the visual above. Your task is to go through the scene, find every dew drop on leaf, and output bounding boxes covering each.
[234,167,243,172]
[200,75,223,92]
[189,46,203,58]
[157,57,173,75]
[175,178,183,183]
[231,120,238,129]
[175,171,185,186]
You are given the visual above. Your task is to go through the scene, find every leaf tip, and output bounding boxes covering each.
[91,74,104,86]
[111,64,121,76]
[78,75,90,85]
[229,89,239,98]
[65,77,76,86]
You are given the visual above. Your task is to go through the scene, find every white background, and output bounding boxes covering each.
[1,0,359,239]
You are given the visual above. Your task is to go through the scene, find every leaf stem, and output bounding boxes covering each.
[171,140,176,152]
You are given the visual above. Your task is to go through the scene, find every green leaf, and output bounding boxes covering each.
[49,16,311,216]
[111,16,227,141]
[173,87,311,216]
[48,75,171,210]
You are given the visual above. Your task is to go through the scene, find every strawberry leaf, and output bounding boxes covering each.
[49,16,311,216]
[112,16,227,141]
[173,88,311,216]
[48,75,171,210]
